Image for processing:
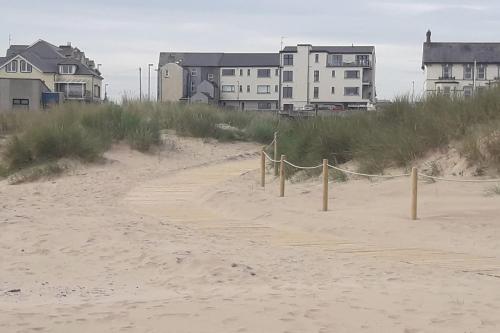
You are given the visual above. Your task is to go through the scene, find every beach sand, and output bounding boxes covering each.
[1,135,499,332]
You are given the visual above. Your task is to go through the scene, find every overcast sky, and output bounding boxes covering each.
[1,0,499,101]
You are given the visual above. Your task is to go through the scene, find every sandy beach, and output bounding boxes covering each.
[1,135,499,333]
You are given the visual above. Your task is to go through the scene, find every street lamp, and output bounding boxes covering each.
[148,63,154,101]
[139,67,142,102]
[104,84,109,101]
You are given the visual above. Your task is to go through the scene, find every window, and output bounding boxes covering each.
[191,69,197,76]
[239,85,243,93]
[191,81,196,92]
[315,54,319,63]
[463,64,472,80]
[257,69,271,78]
[12,99,29,105]
[59,65,76,74]
[165,69,170,78]
[247,69,251,76]
[55,83,85,99]
[6,60,17,73]
[356,55,369,66]
[283,71,293,82]
[331,87,335,94]
[313,87,319,99]
[464,86,473,97]
[275,68,279,76]
[314,70,320,82]
[283,54,294,66]
[247,85,250,92]
[94,85,101,98]
[283,87,293,98]
[442,64,452,79]
[208,73,214,81]
[258,102,272,110]
[344,87,360,96]
[240,69,243,76]
[20,60,32,73]
[345,70,360,79]
[275,85,278,93]
[327,54,343,66]
[222,85,235,92]
[257,85,271,94]
[332,70,336,78]
[221,69,235,76]
[477,64,486,80]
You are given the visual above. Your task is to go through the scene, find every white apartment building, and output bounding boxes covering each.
[422,30,500,97]
[280,44,376,110]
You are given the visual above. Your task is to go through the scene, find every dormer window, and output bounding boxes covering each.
[20,60,32,73]
[59,64,77,74]
[6,60,18,73]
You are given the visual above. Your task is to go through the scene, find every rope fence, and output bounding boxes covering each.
[260,132,500,220]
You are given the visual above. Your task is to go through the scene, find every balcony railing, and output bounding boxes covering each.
[438,76,456,81]
[327,60,372,68]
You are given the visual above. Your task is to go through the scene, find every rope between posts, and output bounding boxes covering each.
[418,173,500,183]
[263,151,280,163]
[284,160,323,170]
[327,164,410,179]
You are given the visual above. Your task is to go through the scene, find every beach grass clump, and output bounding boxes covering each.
[8,161,67,185]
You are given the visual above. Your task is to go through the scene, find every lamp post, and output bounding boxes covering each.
[104,84,109,101]
[148,63,154,101]
[139,67,142,102]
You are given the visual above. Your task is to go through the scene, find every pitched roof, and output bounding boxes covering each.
[282,45,375,54]
[159,52,224,67]
[220,53,279,67]
[6,45,28,57]
[1,40,102,78]
[159,52,280,67]
[422,42,500,65]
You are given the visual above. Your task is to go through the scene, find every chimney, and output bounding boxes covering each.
[426,30,432,43]
[67,42,72,47]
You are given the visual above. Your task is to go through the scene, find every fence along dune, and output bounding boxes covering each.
[261,130,500,220]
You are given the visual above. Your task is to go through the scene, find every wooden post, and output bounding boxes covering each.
[323,159,328,211]
[260,147,266,188]
[279,154,286,197]
[274,132,278,176]
[411,167,418,220]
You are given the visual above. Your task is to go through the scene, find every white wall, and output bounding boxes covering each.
[219,67,279,102]
[424,63,500,95]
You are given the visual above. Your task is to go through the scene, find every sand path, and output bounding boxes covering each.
[1,139,500,332]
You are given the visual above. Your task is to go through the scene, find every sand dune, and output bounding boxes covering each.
[1,136,499,332]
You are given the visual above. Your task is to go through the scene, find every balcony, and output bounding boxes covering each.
[437,76,458,82]
[327,60,372,68]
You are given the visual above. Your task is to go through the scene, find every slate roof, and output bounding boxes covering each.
[220,53,279,67]
[282,45,375,54]
[1,40,102,78]
[159,52,224,67]
[422,42,500,66]
[159,52,279,67]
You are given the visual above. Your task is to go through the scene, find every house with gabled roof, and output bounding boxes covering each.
[0,39,103,111]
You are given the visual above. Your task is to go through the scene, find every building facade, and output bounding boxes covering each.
[0,40,103,111]
[158,52,280,111]
[422,31,500,97]
[158,44,375,111]
[280,44,376,110]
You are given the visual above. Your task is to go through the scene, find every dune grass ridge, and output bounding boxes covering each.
[1,88,500,180]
